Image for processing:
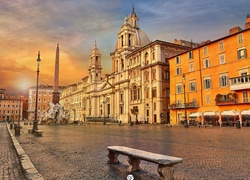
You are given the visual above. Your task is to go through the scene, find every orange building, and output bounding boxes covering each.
[169,15,250,126]
[0,89,23,122]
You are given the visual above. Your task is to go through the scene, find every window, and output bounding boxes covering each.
[243,92,248,103]
[188,51,193,59]
[203,46,208,55]
[176,84,182,94]
[133,86,137,100]
[115,60,118,71]
[206,95,210,104]
[128,34,131,46]
[219,54,225,64]
[130,85,140,101]
[238,33,243,44]
[204,78,211,89]
[176,56,180,64]
[145,53,149,65]
[152,52,155,60]
[189,82,196,92]
[219,75,228,87]
[145,89,149,98]
[152,69,156,80]
[121,59,124,70]
[166,71,169,80]
[152,88,157,98]
[176,67,181,75]
[144,71,149,82]
[189,63,194,72]
[166,88,170,97]
[237,48,247,59]
[121,35,124,46]
[120,106,124,114]
[120,92,123,102]
[153,103,156,110]
[204,59,210,68]
[219,41,224,50]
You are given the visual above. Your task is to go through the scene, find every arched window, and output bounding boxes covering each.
[145,52,149,65]
[130,84,141,101]
[121,59,124,70]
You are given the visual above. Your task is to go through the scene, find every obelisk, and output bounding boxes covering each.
[52,43,60,104]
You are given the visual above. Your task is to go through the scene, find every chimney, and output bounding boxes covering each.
[229,26,242,35]
[245,14,250,29]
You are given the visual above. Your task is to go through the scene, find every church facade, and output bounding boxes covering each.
[60,7,191,123]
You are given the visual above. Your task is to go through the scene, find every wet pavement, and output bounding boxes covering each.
[8,123,250,180]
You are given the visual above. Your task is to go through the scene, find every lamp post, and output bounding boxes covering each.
[32,51,41,133]
[182,74,189,128]
[103,97,106,125]
[10,105,15,129]
[15,92,22,135]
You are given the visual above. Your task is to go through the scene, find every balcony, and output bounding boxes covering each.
[215,93,250,105]
[169,101,199,109]
[230,75,250,91]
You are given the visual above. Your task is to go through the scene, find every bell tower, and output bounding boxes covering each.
[88,41,102,83]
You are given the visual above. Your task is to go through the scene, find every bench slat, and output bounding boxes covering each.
[107,146,182,165]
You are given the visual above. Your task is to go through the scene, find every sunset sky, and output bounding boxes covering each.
[1,0,250,94]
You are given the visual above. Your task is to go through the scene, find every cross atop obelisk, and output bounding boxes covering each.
[52,43,60,104]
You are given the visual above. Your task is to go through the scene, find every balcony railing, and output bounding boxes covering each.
[216,100,238,106]
[169,101,199,109]
[215,93,250,105]
[230,75,250,91]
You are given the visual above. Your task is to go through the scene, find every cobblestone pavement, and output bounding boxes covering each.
[13,123,250,180]
[0,122,26,180]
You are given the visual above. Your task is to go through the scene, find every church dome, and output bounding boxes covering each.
[134,29,150,47]
[114,6,150,50]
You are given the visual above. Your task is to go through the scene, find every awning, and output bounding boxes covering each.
[189,112,201,117]
[241,110,250,115]
[221,110,239,116]
[203,111,216,116]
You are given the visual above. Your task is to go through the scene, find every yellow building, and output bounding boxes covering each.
[169,15,250,126]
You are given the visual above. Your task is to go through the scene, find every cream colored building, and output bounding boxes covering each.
[60,7,191,124]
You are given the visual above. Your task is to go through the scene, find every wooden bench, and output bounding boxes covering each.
[107,146,183,180]
[34,130,43,136]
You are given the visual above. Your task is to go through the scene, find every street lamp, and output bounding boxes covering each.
[15,92,22,135]
[32,51,41,133]
[182,74,189,128]
[103,97,106,125]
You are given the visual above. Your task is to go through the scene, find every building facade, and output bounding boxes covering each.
[0,89,24,122]
[27,84,64,121]
[169,15,250,126]
[60,7,192,124]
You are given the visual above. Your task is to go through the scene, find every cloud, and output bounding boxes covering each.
[0,0,250,94]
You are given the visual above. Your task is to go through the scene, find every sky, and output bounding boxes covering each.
[1,0,250,95]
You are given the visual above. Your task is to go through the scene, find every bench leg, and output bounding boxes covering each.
[127,157,141,172]
[107,151,119,164]
[157,164,175,180]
